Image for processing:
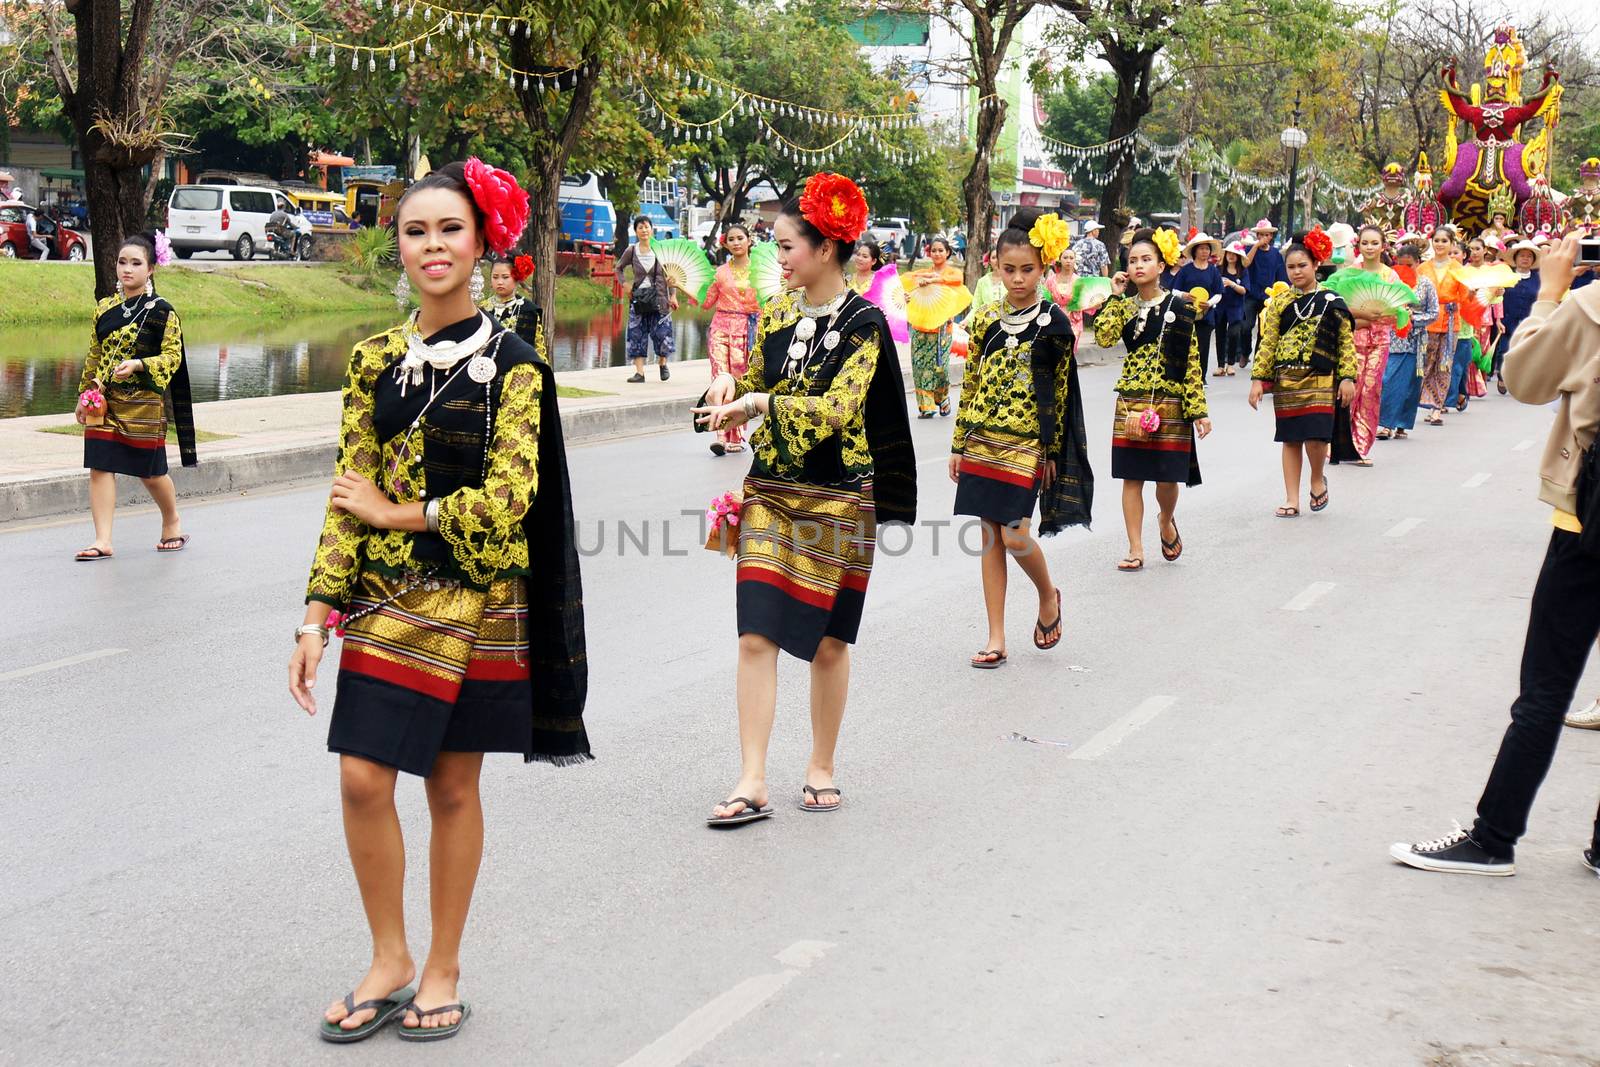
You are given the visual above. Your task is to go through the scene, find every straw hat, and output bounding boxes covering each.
[1506,239,1541,266]
[1252,217,1278,233]
[1182,231,1222,258]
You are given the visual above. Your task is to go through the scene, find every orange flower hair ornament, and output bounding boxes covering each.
[799,172,869,243]
[512,254,536,283]
[1302,226,1334,264]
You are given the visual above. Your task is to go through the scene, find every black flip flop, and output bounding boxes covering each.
[1309,487,1330,513]
[799,785,843,813]
[398,1001,471,1042]
[710,442,727,456]
[1275,506,1300,518]
[970,649,1007,669]
[1117,557,1144,572]
[156,534,191,552]
[319,987,414,1043]
[1033,588,1063,650]
[1160,521,1182,562]
[707,796,773,828]
[74,547,114,562]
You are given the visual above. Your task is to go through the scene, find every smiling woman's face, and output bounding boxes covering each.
[397,187,485,305]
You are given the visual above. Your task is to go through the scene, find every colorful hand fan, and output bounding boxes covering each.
[862,263,910,345]
[747,242,787,306]
[1450,263,1519,291]
[1321,268,1419,326]
[950,323,970,359]
[1068,275,1113,312]
[901,269,973,332]
[650,238,716,305]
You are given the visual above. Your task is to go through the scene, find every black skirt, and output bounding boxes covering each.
[953,428,1042,525]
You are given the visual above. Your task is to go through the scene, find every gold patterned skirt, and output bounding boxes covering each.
[953,428,1042,525]
[1270,366,1336,442]
[83,383,170,477]
[1110,395,1200,486]
[329,569,531,776]
[736,474,875,662]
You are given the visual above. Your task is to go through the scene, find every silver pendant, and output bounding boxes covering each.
[823,330,841,351]
[1005,336,1019,350]
[787,341,807,363]
[794,317,817,341]
[1036,312,1051,326]
[467,354,497,383]
[1164,310,1176,324]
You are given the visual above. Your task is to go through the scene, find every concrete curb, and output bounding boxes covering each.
[1,356,970,524]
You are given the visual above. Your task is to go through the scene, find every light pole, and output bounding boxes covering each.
[1280,90,1308,239]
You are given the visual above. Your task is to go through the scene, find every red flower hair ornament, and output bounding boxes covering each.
[1302,226,1333,265]
[512,254,536,283]
[799,172,869,243]
[463,157,530,256]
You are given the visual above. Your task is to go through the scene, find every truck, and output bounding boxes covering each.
[558,173,616,252]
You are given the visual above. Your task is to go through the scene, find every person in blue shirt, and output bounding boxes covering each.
[1173,232,1224,377]
[1214,242,1252,376]
[1242,218,1288,354]
[1495,240,1542,394]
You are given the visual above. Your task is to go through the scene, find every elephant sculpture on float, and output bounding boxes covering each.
[1436,24,1561,235]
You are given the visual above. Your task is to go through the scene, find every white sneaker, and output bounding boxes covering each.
[1565,698,1600,730]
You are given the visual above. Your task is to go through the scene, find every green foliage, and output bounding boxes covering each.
[344,225,398,272]
[1041,75,1178,212]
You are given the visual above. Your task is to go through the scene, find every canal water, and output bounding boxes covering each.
[0,306,712,419]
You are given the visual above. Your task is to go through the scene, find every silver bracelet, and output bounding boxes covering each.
[742,393,759,421]
[295,624,329,646]
[425,498,441,533]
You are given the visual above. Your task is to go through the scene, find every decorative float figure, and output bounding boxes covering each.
[1436,25,1561,235]
[1403,154,1447,237]
[1361,163,1411,240]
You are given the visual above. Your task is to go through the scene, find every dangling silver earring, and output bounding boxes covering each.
[393,271,411,310]
[468,261,485,303]
[144,279,154,297]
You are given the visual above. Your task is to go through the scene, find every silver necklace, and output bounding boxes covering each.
[997,300,1043,351]
[1285,289,1321,328]
[397,311,496,394]
[1134,290,1169,332]
[787,289,848,372]
[388,331,510,491]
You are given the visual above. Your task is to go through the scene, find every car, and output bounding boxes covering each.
[0,201,89,261]
[165,184,281,260]
[868,216,913,252]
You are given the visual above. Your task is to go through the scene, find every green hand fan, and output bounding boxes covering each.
[1068,275,1113,312]
[650,238,716,305]
[748,242,787,306]
[1321,268,1418,325]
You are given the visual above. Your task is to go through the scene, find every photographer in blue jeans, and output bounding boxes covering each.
[1392,233,1600,876]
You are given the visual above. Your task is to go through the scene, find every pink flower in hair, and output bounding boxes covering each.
[463,157,530,255]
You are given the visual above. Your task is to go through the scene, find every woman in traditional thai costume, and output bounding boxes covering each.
[289,160,588,1044]
[701,223,762,457]
[950,209,1090,668]
[1418,227,1466,426]
[1248,237,1358,517]
[1044,248,1085,343]
[1378,242,1439,439]
[693,173,915,825]
[479,254,544,351]
[72,233,196,561]
[1347,225,1402,464]
[904,236,970,417]
[849,237,884,296]
[1094,228,1210,572]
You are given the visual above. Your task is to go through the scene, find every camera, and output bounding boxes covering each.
[1579,237,1600,266]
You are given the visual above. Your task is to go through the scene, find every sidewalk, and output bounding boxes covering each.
[0,346,961,521]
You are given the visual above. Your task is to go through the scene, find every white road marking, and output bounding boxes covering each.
[1068,696,1176,762]
[1384,518,1424,539]
[1282,581,1336,612]
[617,941,837,1067]
[1513,439,1535,452]
[1462,471,1492,488]
[0,647,126,682]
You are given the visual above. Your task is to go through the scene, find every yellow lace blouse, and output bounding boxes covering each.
[305,326,543,606]
[730,291,879,479]
[1093,295,1207,419]
[1250,289,1358,382]
[79,295,185,393]
[952,302,1064,451]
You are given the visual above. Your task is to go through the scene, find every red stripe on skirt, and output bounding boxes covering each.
[1276,403,1333,418]
[465,656,531,682]
[340,645,461,702]
[1115,437,1192,452]
[958,456,1037,488]
[737,565,839,610]
[84,427,165,450]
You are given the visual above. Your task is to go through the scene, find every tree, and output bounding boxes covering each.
[503,0,702,338]
[1040,72,1176,217]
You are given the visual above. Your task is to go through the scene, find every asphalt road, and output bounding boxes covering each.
[4,360,1599,1066]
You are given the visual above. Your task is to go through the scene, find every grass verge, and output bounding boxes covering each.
[39,424,235,443]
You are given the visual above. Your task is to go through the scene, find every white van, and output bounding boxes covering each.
[166,184,279,260]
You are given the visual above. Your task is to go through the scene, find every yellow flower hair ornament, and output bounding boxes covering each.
[1152,228,1181,267]
[1028,213,1073,265]
[1267,280,1291,299]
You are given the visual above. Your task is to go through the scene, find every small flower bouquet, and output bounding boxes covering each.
[325,609,346,638]
[704,490,743,559]
[78,386,107,427]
